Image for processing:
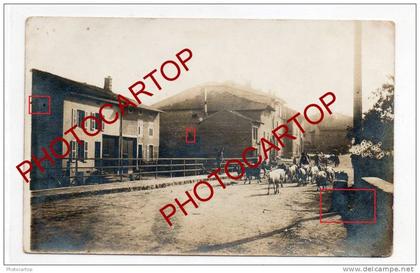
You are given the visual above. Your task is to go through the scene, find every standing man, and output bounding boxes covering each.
[314,153,320,167]
[299,152,310,167]
[216,147,225,168]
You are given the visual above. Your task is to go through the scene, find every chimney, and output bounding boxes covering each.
[104,76,112,91]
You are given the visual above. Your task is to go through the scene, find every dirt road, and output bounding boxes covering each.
[31,178,347,256]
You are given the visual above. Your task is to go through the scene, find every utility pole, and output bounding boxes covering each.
[353,21,363,185]
[353,21,363,144]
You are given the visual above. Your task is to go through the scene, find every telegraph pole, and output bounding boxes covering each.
[353,21,363,185]
[353,21,363,144]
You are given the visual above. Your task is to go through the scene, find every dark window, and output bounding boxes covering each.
[137,144,143,166]
[138,144,143,159]
[93,113,101,130]
[94,141,101,167]
[90,112,94,131]
[252,127,258,140]
[77,110,85,128]
[70,141,77,160]
[148,145,154,161]
[123,140,129,158]
[94,142,101,158]
[78,140,87,161]
[153,146,158,160]
[102,137,114,157]
[186,128,196,144]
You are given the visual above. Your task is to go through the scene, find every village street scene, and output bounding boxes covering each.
[31,156,353,256]
[25,18,394,257]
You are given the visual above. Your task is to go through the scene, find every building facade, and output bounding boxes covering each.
[303,113,352,154]
[153,84,303,160]
[30,70,161,189]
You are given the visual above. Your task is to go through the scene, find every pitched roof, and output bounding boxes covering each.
[200,109,263,124]
[152,83,285,112]
[31,69,162,113]
[304,113,352,132]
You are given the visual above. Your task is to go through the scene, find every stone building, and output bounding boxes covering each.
[30,69,161,189]
[303,113,352,154]
[153,83,303,160]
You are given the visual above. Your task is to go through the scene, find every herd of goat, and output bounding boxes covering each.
[238,163,336,195]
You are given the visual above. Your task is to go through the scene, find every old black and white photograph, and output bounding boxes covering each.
[23,17,395,257]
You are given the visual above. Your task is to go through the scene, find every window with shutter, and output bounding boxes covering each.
[70,141,77,160]
[78,140,85,161]
[148,122,154,137]
[84,142,88,160]
[90,112,94,131]
[148,145,154,161]
[93,113,100,131]
[71,109,77,126]
[138,120,143,136]
[153,146,158,160]
[77,110,85,128]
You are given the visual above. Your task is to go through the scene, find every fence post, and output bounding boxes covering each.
[170,159,173,178]
[139,159,142,181]
[100,159,103,183]
[75,159,78,186]
[155,160,158,179]
[184,159,186,177]
[120,157,123,182]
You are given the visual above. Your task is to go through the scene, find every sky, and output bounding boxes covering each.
[26,18,394,116]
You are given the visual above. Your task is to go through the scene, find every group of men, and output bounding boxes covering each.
[292,152,340,168]
[214,146,340,174]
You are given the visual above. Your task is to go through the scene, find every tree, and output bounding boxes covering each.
[347,76,394,151]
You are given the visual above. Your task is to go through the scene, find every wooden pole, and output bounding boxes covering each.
[353,21,363,185]
[353,21,363,144]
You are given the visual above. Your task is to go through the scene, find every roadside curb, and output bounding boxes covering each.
[31,174,229,204]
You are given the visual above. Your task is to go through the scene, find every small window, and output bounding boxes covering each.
[94,142,101,159]
[77,141,84,160]
[93,113,103,131]
[90,112,94,131]
[138,120,144,136]
[153,146,158,160]
[70,141,77,160]
[71,109,77,126]
[84,141,88,160]
[186,128,196,144]
[138,144,143,159]
[148,123,154,137]
[148,145,154,161]
[252,127,258,140]
[77,140,87,161]
[77,110,85,128]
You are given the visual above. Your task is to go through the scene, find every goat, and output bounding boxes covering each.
[267,169,286,195]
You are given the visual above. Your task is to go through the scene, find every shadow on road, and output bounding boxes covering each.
[190,212,338,253]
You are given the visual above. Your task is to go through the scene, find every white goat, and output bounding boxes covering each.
[267,169,286,195]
